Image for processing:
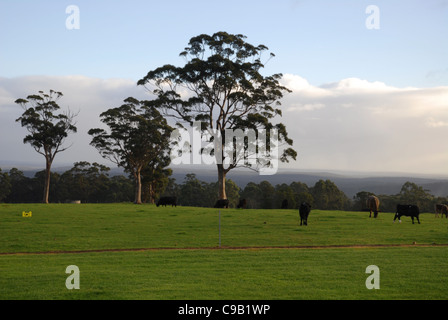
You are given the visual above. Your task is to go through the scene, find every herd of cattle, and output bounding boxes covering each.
[156,195,448,225]
[366,195,447,224]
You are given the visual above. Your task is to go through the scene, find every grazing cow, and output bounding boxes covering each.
[394,204,420,224]
[281,199,288,209]
[156,196,177,207]
[299,202,311,226]
[367,195,380,218]
[434,204,448,218]
[237,199,247,209]
[214,199,229,208]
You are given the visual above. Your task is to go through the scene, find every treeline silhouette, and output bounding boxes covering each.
[1,162,447,213]
[0,163,134,204]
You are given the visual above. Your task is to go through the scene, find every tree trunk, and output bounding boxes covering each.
[43,158,51,204]
[134,169,142,204]
[148,182,155,204]
[217,164,227,200]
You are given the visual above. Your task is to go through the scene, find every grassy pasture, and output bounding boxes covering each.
[1,203,447,299]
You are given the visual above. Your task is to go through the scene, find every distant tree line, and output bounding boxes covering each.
[0,163,134,203]
[2,164,446,213]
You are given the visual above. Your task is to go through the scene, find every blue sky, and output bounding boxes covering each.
[1,0,447,87]
[1,0,448,175]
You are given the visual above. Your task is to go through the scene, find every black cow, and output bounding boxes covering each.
[394,204,420,224]
[237,199,247,209]
[281,199,288,209]
[156,196,177,207]
[299,202,311,226]
[214,199,229,208]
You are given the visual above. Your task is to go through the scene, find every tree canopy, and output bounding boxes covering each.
[138,31,297,199]
[15,90,77,203]
[88,97,173,204]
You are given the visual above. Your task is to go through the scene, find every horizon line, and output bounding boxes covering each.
[1,160,448,180]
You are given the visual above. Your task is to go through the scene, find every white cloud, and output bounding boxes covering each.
[279,74,448,174]
[1,74,447,175]
[320,77,393,92]
[286,103,325,112]
[281,74,330,97]
[0,75,148,167]
[281,74,448,122]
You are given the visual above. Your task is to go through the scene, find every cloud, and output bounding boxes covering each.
[281,74,330,98]
[286,103,325,112]
[0,75,148,167]
[279,74,448,174]
[319,77,393,92]
[281,73,448,124]
[1,74,447,175]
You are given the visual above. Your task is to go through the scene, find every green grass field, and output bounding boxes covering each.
[1,203,447,300]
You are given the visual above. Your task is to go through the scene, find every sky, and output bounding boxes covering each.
[1,0,447,176]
